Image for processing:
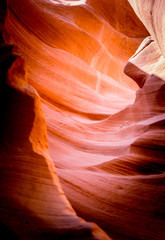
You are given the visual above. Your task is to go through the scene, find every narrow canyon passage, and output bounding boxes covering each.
[0,0,165,240]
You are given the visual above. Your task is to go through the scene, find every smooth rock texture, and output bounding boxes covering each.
[0,0,165,240]
[128,0,165,56]
[0,52,111,240]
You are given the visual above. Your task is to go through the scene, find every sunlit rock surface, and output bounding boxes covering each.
[0,0,165,239]
[0,48,110,240]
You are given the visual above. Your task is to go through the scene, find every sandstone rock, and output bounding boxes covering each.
[0,0,165,240]
[0,46,110,239]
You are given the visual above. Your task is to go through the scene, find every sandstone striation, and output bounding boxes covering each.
[0,49,111,240]
[0,0,165,240]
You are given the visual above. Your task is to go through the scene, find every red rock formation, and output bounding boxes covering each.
[0,52,111,240]
[0,0,165,239]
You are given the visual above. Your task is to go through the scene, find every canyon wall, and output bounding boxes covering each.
[0,0,164,240]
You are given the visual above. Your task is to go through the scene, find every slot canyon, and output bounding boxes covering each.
[0,0,165,239]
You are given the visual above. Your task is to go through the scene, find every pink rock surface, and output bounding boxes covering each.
[0,53,110,239]
[0,0,165,239]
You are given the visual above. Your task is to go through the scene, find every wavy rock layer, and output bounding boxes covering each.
[1,0,165,240]
[0,2,110,239]
[0,50,111,240]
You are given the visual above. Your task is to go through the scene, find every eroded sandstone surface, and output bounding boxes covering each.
[0,0,165,240]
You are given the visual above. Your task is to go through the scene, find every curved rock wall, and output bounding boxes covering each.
[0,0,165,240]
